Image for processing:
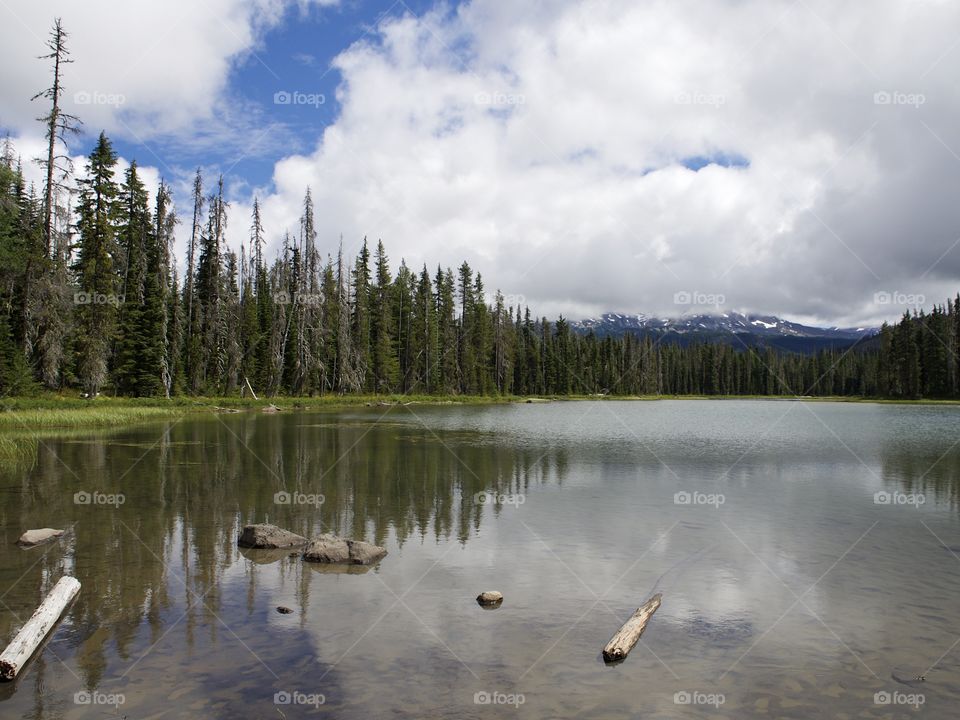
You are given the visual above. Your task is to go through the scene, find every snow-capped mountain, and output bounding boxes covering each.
[572,312,877,353]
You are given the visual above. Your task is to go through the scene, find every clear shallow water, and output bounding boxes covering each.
[1,400,959,718]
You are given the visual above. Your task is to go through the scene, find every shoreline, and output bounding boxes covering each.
[1,393,957,463]
[1,392,958,429]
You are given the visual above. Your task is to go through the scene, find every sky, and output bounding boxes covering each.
[1,0,959,327]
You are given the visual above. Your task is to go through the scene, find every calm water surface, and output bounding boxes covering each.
[2,400,960,718]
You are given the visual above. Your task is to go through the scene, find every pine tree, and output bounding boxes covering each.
[73,133,119,396]
[114,162,162,396]
[370,240,398,392]
[351,239,371,389]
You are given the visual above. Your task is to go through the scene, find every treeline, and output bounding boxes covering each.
[1,20,958,400]
[2,129,959,400]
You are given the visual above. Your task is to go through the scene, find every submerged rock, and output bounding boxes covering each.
[476,590,504,607]
[302,534,387,565]
[237,524,307,549]
[17,528,64,547]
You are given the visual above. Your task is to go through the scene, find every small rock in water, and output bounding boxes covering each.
[302,534,387,565]
[17,528,65,547]
[237,524,307,549]
[477,590,503,607]
[276,606,294,614]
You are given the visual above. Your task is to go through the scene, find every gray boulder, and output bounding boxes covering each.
[237,524,307,549]
[17,528,64,547]
[302,533,387,565]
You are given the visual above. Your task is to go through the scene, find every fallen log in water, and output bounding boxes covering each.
[0,576,81,681]
[602,593,662,663]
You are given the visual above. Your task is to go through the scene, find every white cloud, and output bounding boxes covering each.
[240,0,960,325]
[3,0,959,325]
[0,0,337,139]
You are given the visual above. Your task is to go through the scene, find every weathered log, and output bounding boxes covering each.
[602,593,662,663]
[16,528,64,547]
[0,576,80,681]
[243,375,259,401]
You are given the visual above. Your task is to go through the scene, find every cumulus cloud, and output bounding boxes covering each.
[243,0,960,325]
[3,0,959,326]
[0,0,337,138]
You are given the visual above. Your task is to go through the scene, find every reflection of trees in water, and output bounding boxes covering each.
[882,447,960,509]
[0,413,567,702]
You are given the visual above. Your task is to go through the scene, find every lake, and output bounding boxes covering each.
[1,400,959,718]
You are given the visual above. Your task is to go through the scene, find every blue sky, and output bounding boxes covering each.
[107,0,445,190]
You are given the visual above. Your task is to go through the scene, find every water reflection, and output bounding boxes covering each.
[0,410,569,715]
[2,403,960,719]
[882,447,960,509]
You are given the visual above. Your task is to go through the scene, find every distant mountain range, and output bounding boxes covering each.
[572,312,878,354]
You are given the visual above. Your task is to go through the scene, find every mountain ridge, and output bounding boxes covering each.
[571,312,878,354]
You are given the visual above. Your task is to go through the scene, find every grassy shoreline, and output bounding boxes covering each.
[2,391,959,430]
[1,392,958,463]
